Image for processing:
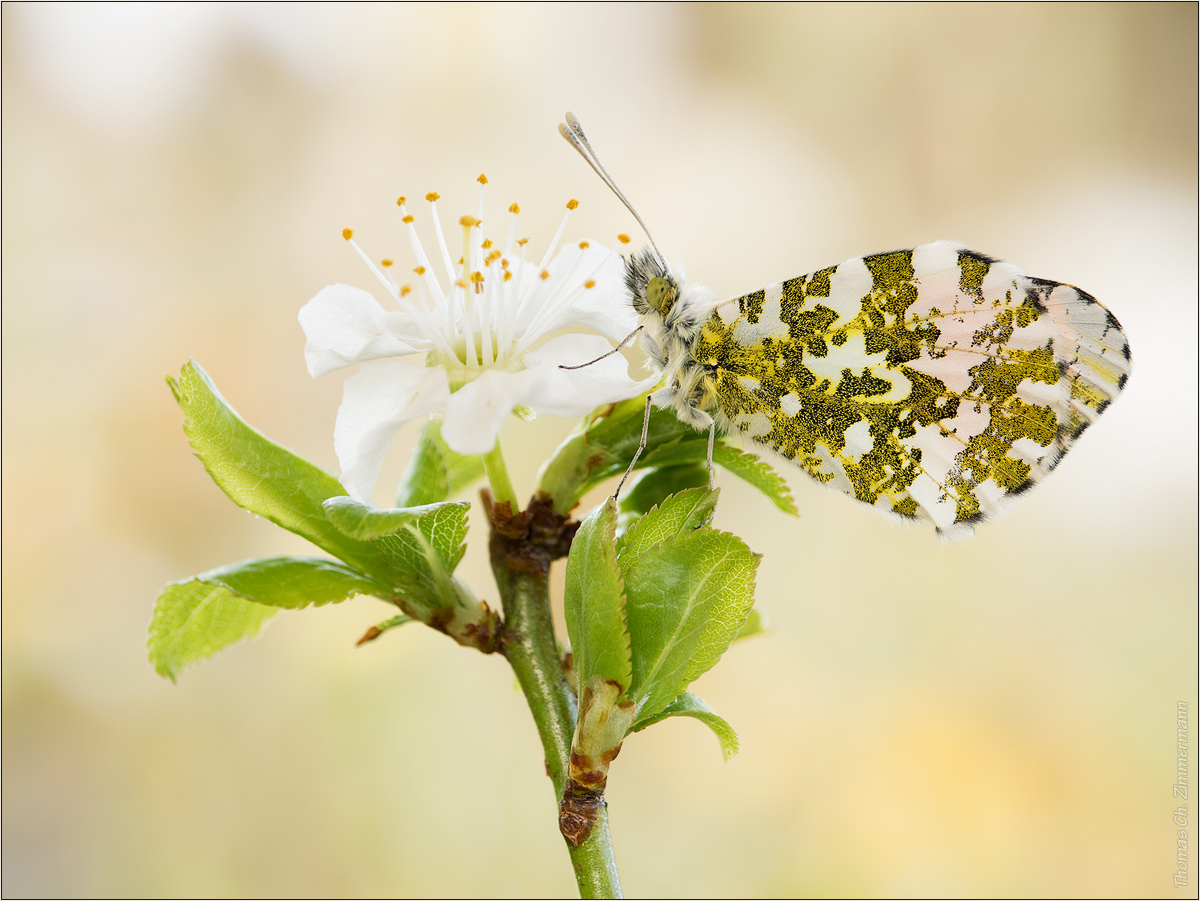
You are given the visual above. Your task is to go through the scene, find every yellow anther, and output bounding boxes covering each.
[402,214,414,224]
[482,238,493,249]
[584,279,596,289]
[503,271,513,281]
[381,259,393,267]
[477,173,488,185]
[458,256,464,264]
[470,271,484,283]
[455,279,467,288]
[414,265,426,275]
[400,284,412,296]
[460,215,480,227]
[579,241,590,249]
[508,203,520,214]
[540,270,550,280]
[485,250,502,263]
[396,196,407,206]
[501,259,510,269]
[426,191,440,202]
[517,238,530,247]
[342,228,354,240]
[617,233,631,244]
[566,199,579,210]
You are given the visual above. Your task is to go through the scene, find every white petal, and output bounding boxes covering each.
[440,368,537,455]
[520,333,659,417]
[334,360,450,501]
[299,283,432,378]
[510,242,637,343]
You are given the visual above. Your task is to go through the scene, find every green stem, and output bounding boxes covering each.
[492,531,622,898]
[483,440,520,512]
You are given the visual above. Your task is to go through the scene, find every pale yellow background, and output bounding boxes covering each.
[3,3,1197,897]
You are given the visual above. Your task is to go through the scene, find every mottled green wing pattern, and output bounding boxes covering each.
[692,241,1130,538]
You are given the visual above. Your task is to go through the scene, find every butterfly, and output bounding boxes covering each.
[558,114,1131,539]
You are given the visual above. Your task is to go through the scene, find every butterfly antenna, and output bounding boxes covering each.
[559,112,666,266]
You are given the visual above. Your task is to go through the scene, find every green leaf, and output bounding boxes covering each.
[537,391,697,513]
[322,496,457,542]
[148,578,277,682]
[324,495,471,611]
[536,388,798,517]
[623,528,759,720]
[712,443,797,517]
[395,420,485,506]
[197,556,384,609]
[170,361,394,581]
[638,441,798,518]
[632,692,739,761]
[736,608,769,641]
[563,500,632,690]
[617,463,710,533]
[616,487,719,566]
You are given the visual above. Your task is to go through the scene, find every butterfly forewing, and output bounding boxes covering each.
[694,240,1131,538]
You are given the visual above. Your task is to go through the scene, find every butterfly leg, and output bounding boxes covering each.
[558,326,643,371]
[613,395,653,501]
[706,420,716,490]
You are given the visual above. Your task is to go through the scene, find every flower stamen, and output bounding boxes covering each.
[344,233,456,359]
[507,199,578,345]
[459,219,478,367]
[427,192,459,289]
[398,201,454,337]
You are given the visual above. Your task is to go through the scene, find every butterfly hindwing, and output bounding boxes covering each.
[693,241,1130,537]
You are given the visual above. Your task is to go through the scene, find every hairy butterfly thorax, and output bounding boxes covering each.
[624,248,722,431]
[558,112,1131,539]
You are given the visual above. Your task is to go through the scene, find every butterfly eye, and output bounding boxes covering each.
[647,276,674,312]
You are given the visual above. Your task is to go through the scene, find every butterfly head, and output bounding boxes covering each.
[624,246,680,318]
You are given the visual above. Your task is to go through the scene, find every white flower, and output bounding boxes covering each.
[300,178,656,502]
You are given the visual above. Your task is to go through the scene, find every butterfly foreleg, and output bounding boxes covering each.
[558,326,643,371]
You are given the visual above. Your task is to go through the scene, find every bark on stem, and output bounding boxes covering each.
[487,491,622,899]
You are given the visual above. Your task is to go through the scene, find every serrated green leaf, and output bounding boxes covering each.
[148,579,277,682]
[623,528,759,720]
[323,496,459,542]
[395,420,485,506]
[638,440,798,517]
[537,392,697,513]
[712,443,797,517]
[632,692,739,761]
[537,388,798,517]
[616,487,719,567]
[736,608,769,641]
[170,361,398,582]
[564,499,632,690]
[617,463,710,533]
[350,500,472,611]
[197,556,383,608]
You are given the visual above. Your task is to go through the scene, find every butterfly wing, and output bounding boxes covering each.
[693,240,1131,538]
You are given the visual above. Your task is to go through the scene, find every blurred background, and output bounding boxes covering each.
[3,3,1196,897]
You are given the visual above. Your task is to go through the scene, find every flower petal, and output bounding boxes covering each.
[335,360,450,501]
[521,333,659,417]
[300,283,432,378]
[440,368,537,455]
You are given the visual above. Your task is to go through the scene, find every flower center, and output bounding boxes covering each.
[342,175,623,391]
